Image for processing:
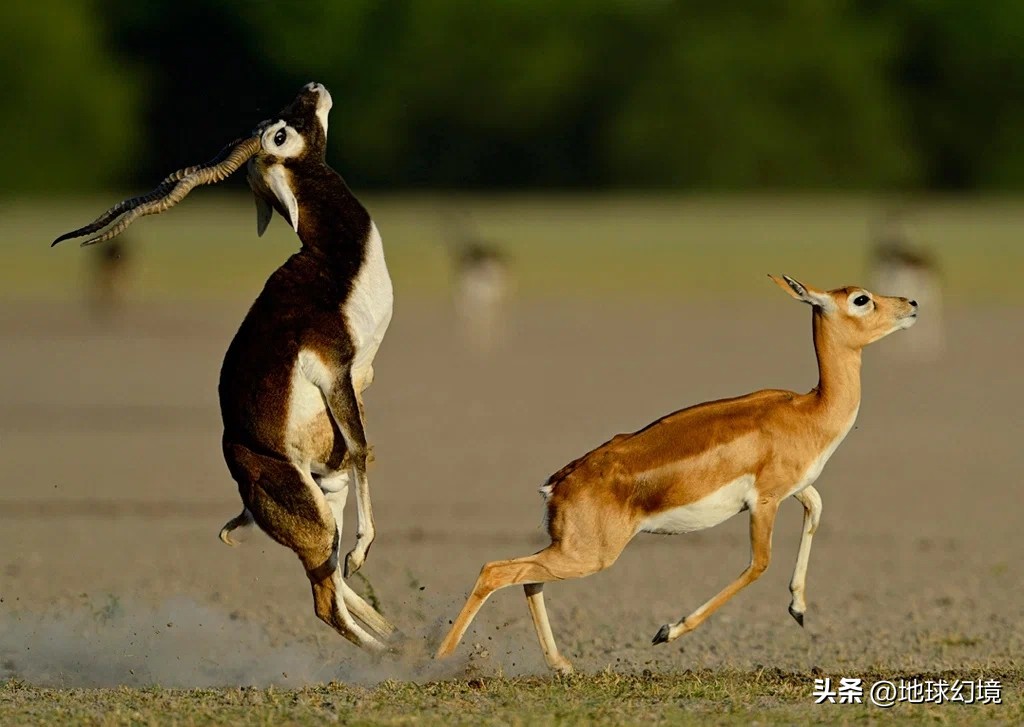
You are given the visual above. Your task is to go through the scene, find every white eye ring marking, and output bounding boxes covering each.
[262,120,305,158]
[847,292,873,316]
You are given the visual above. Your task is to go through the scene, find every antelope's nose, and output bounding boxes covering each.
[909,300,918,307]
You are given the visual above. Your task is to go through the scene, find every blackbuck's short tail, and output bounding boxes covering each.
[219,508,255,546]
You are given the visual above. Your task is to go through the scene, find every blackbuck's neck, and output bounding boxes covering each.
[810,312,862,421]
[294,167,372,263]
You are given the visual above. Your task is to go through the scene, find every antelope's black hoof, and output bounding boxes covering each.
[789,605,805,627]
[652,624,671,645]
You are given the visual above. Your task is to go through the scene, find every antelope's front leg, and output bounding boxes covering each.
[344,380,375,577]
[345,463,376,577]
[319,370,376,578]
[653,499,779,644]
[788,485,822,626]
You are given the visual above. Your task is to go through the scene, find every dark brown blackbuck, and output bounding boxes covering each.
[53,83,396,650]
[435,275,918,672]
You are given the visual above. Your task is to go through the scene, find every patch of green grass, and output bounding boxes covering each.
[1,668,1019,726]
[4,194,1022,304]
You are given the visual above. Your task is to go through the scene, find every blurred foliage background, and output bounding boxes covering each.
[4,0,1024,194]
[3,0,1022,306]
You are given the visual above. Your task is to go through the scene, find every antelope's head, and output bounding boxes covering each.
[52,83,333,247]
[769,274,918,348]
[247,82,332,236]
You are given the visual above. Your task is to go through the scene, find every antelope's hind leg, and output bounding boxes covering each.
[524,583,573,674]
[435,543,612,671]
[224,442,385,650]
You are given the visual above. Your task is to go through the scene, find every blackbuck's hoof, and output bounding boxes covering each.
[652,624,672,645]
[789,604,805,627]
[551,658,574,675]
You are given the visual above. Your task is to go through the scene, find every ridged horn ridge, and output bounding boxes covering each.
[52,136,260,247]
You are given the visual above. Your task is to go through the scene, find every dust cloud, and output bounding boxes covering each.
[0,594,541,688]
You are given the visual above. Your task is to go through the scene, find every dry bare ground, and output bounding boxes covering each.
[0,297,1020,723]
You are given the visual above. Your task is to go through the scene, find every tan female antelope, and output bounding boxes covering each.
[53,84,396,650]
[436,275,918,672]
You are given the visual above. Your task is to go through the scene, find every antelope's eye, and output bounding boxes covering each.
[853,294,870,306]
[273,129,287,146]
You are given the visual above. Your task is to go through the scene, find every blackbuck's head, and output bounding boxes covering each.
[52,83,333,247]
[247,82,332,236]
[769,274,918,348]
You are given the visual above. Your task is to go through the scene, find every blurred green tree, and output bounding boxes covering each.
[603,1,919,188]
[884,0,1024,189]
[241,0,922,188]
[98,0,286,189]
[6,0,1024,192]
[0,0,140,193]
[240,0,643,187]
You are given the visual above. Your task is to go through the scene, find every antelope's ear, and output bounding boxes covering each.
[266,166,300,233]
[253,193,273,237]
[769,274,810,301]
[768,274,833,310]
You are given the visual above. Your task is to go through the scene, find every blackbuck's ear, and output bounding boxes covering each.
[254,193,274,237]
[768,274,834,310]
[266,166,300,233]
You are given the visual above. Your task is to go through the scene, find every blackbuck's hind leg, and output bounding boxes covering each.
[524,583,574,674]
[223,442,385,651]
[653,499,779,645]
[340,579,396,640]
[435,544,612,671]
[320,372,376,577]
[788,486,822,627]
[319,469,396,640]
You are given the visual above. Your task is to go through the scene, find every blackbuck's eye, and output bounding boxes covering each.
[853,295,870,306]
[274,129,287,146]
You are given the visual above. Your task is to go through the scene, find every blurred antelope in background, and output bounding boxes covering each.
[443,213,511,354]
[86,237,132,317]
[436,275,918,673]
[53,83,396,650]
[869,212,944,361]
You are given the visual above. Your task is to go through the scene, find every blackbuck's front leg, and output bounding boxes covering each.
[788,486,822,626]
[321,372,376,577]
[318,469,397,640]
[653,498,779,644]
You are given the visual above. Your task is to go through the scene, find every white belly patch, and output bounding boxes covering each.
[347,222,393,381]
[638,474,756,535]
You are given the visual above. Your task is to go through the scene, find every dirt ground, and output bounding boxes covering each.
[0,296,1020,692]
